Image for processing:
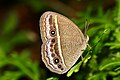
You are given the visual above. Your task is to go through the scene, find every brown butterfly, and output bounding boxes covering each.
[39,11,89,74]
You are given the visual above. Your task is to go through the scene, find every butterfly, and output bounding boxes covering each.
[39,11,89,74]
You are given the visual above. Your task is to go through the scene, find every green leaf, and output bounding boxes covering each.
[113,76,120,80]
[0,49,8,67]
[99,57,120,71]
[67,59,83,77]
[46,77,58,80]
[88,55,98,70]
[0,71,23,80]
[108,70,120,76]
[105,42,120,49]
[88,72,107,80]
[67,52,91,77]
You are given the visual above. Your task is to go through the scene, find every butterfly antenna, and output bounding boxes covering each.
[84,19,89,39]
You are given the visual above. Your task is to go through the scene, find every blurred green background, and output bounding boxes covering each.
[0,0,120,80]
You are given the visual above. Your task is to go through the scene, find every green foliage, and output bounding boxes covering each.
[105,27,120,49]
[0,11,42,80]
[67,52,91,77]
[44,0,120,79]
[56,0,120,80]
[1,0,120,80]
[0,50,40,80]
[46,77,58,80]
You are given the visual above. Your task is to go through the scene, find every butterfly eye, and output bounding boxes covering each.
[50,48,53,52]
[58,65,61,68]
[51,31,55,35]
[51,39,55,42]
[54,58,59,64]
[61,68,64,70]
[50,44,53,47]
[51,53,55,57]
[58,64,64,70]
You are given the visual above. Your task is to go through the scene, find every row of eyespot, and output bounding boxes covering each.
[49,34,64,70]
